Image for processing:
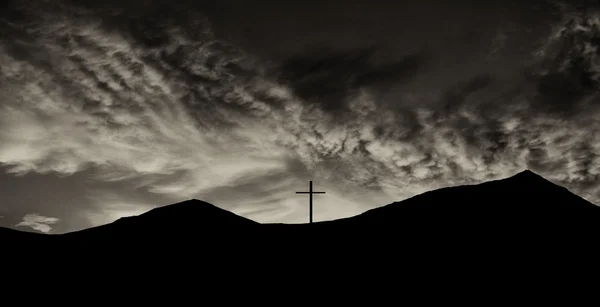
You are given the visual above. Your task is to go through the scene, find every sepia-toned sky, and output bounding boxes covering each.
[1,0,600,233]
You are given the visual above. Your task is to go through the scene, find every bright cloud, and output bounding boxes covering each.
[16,213,60,233]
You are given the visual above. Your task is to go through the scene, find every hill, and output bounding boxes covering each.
[2,170,598,245]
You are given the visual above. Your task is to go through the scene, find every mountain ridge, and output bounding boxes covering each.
[1,170,598,241]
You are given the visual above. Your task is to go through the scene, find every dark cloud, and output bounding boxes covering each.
[439,74,497,114]
[277,47,431,113]
[525,7,600,116]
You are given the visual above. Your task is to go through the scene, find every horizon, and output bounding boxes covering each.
[5,169,598,235]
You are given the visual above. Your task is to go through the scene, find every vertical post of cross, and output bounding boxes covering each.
[295,180,326,223]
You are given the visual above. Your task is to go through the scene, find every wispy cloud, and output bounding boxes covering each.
[16,213,60,233]
[0,3,290,196]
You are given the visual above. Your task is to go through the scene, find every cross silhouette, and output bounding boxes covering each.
[295,181,326,223]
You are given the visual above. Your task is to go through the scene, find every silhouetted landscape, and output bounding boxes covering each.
[2,2,599,293]
[2,170,598,247]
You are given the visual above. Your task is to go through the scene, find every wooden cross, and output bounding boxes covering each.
[295,181,326,223]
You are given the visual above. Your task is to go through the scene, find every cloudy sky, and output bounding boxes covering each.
[1,0,600,233]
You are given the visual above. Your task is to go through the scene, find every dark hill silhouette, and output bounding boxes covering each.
[0,226,46,239]
[263,170,600,246]
[59,199,259,241]
[2,170,599,245]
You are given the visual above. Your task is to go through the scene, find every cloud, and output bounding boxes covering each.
[16,213,60,233]
[527,9,600,117]
[0,2,290,196]
[276,46,431,112]
[1,1,600,230]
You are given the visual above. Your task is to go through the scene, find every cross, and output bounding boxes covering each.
[295,180,326,223]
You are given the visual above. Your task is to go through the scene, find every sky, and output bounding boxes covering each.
[1,0,600,234]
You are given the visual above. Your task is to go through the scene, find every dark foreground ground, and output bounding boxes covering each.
[3,170,598,297]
